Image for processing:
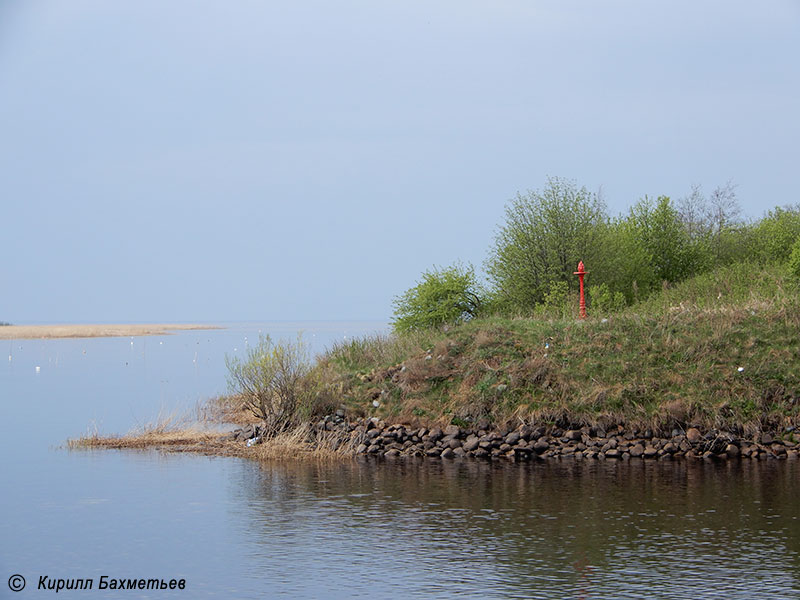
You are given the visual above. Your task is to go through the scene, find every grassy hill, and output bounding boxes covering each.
[316,264,799,436]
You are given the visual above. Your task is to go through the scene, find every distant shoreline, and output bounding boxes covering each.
[0,323,220,340]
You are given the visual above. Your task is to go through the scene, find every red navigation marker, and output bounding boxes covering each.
[573,261,588,319]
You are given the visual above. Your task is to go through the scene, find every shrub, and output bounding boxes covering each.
[392,263,483,333]
[486,176,607,312]
[625,195,701,286]
[225,335,311,434]
[588,283,626,314]
[750,205,800,264]
[789,237,800,278]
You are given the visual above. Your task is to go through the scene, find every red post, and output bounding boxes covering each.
[573,261,588,319]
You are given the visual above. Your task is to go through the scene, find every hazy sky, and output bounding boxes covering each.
[1,1,798,324]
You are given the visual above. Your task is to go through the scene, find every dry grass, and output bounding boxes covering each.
[69,408,356,462]
[251,424,358,461]
[199,394,252,426]
[68,411,235,454]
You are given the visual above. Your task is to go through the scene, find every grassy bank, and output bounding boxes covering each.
[72,265,799,459]
[317,264,799,436]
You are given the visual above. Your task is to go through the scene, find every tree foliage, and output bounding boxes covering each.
[392,264,482,333]
[485,177,607,312]
[750,205,800,264]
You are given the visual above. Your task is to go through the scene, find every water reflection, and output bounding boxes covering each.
[231,459,800,599]
[2,323,798,598]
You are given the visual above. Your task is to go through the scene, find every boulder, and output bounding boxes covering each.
[532,439,549,454]
[686,428,702,443]
[463,436,480,452]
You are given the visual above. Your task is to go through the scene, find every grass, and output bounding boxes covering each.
[311,264,800,435]
[68,411,227,452]
[69,406,354,461]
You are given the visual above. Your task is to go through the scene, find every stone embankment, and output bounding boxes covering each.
[228,413,799,461]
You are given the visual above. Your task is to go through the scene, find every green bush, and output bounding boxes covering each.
[750,205,800,264]
[588,283,626,314]
[625,195,701,286]
[392,263,483,333]
[486,176,607,312]
[225,335,311,433]
[789,237,800,278]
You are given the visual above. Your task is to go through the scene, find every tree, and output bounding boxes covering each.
[485,177,607,312]
[392,264,483,333]
[750,205,800,264]
[626,195,699,286]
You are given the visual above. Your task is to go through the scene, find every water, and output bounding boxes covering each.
[1,323,798,598]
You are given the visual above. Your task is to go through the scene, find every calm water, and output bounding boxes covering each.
[1,323,798,599]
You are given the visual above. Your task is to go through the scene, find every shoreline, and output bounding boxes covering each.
[73,416,800,463]
[0,323,220,340]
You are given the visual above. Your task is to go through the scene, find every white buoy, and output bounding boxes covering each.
[35,366,40,373]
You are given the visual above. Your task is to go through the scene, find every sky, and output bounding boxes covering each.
[1,1,798,324]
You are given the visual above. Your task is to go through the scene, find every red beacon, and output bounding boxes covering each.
[573,261,588,319]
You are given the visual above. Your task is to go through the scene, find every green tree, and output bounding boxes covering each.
[789,237,800,278]
[626,195,699,287]
[486,177,607,312]
[392,263,483,333]
[750,205,800,264]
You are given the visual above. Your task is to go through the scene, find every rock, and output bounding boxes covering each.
[760,432,774,445]
[440,447,455,459]
[463,436,480,452]
[725,444,740,458]
[428,428,443,442]
[533,439,549,454]
[643,446,658,458]
[453,447,466,458]
[499,443,511,453]
[787,450,798,459]
[355,443,368,454]
[630,444,644,457]
[504,431,521,445]
[335,409,346,418]
[662,442,677,454]
[519,425,534,441]
[425,447,442,457]
[473,448,489,458]
[447,438,461,449]
[605,448,620,458]
[384,449,400,457]
[476,419,491,431]
[444,425,461,437]
[565,429,582,441]
[772,443,787,456]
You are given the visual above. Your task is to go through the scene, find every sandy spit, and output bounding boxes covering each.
[0,323,220,340]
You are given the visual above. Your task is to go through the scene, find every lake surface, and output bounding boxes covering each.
[1,322,798,598]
